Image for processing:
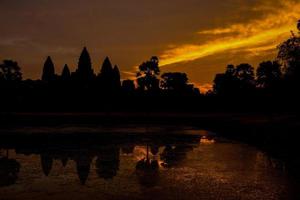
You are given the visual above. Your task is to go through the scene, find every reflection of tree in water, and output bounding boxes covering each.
[95,147,120,180]
[160,144,193,168]
[40,153,53,176]
[135,145,159,187]
[0,152,20,187]
[74,153,93,185]
[0,134,201,187]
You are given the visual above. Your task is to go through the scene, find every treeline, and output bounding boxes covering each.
[212,21,300,98]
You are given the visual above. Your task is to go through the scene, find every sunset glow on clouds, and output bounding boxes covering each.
[159,0,300,67]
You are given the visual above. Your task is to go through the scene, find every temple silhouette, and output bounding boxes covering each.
[1,20,300,113]
[41,47,122,92]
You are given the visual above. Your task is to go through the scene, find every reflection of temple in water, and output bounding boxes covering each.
[96,147,120,180]
[74,152,93,185]
[0,133,201,186]
[0,151,20,187]
[41,154,53,176]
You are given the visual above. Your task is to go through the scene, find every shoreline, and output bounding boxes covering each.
[1,112,299,168]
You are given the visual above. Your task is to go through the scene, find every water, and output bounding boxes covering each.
[0,126,298,200]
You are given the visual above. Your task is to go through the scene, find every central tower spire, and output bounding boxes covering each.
[75,47,95,81]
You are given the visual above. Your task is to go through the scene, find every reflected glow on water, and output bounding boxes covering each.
[0,128,298,200]
[200,136,215,144]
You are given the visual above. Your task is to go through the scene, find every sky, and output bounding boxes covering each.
[0,0,299,92]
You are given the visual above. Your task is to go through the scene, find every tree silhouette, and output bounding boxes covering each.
[136,56,160,92]
[235,63,255,82]
[160,72,200,95]
[213,65,239,96]
[235,63,255,92]
[61,64,71,81]
[0,60,22,81]
[277,22,300,85]
[225,64,235,76]
[256,61,282,89]
[161,72,189,93]
[214,63,255,96]
[42,56,56,82]
[74,47,94,82]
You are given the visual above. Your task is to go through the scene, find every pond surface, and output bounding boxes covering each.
[0,126,298,200]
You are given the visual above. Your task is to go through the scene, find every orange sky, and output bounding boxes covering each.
[0,0,299,93]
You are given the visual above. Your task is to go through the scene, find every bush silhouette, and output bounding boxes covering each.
[256,61,282,89]
[0,60,22,81]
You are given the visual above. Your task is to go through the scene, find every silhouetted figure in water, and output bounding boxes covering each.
[95,147,120,180]
[0,60,22,81]
[42,56,56,82]
[61,64,71,81]
[73,47,95,82]
[40,153,53,176]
